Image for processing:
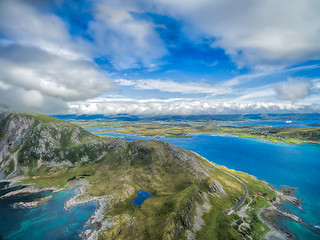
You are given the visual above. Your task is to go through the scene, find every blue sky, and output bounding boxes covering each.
[0,0,319,115]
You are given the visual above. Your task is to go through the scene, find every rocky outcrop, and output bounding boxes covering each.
[207,178,226,195]
[156,140,210,179]
[0,114,34,178]
[0,186,58,199]
[0,114,34,162]
[65,194,99,211]
[12,195,52,209]
[280,186,302,208]
[192,193,211,232]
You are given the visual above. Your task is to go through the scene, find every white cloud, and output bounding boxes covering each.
[237,87,275,101]
[273,78,313,102]
[115,79,231,95]
[0,0,319,115]
[88,2,168,70]
[0,0,88,60]
[0,87,69,113]
[0,44,112,113]
[151,0,320,68]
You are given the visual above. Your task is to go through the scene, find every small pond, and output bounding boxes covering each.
[130,190,153,207]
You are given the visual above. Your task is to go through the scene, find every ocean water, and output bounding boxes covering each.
[0,186,97,240]
[93,130,320,239]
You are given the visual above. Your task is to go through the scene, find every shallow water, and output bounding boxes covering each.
[0,186,97,240]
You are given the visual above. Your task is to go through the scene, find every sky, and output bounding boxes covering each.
[0,0,320,115]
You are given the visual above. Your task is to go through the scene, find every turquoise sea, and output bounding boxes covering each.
[0,185,96,240]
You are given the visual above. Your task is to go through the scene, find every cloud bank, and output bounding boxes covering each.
[0,44,112,113]
[69,98,320,115]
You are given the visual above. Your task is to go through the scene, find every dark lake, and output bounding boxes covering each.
[130,190,153,207]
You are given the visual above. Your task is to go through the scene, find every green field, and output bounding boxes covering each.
[75,120,320,145]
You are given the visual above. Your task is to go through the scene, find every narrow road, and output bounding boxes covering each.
[211,163,247,215]
[197,153,248,240]
[193,152,248,214]
[221,170,247,215]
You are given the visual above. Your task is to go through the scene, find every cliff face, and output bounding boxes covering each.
[0,114,111,178]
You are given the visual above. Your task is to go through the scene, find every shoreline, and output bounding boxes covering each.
[64,185,118,240]
[91,128,320,146]
[0,177,88,199]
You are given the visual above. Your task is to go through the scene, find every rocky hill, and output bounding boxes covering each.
[0,113,277,240]
[0,113,112,179]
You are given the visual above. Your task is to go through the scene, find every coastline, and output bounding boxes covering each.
[0,177,117,240]
[193,151,303,240]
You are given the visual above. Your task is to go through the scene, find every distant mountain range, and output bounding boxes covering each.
[51,113,320,122]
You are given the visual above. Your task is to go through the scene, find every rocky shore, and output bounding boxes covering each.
[280,186,302,209]
[81,196,117,240]
[12,195,53,209]
[258,185,307,240]
[0,178,91,200]
[0,186,59,199]
[64,184,119,240]
[260,206,297,240]
[64,187,99,211]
